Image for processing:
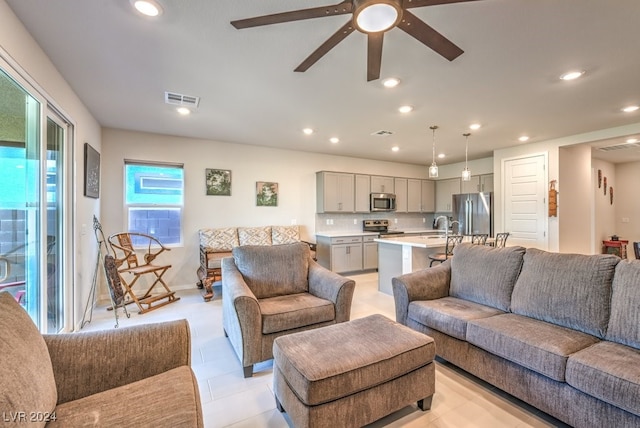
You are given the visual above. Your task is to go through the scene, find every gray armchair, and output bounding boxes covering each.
[222,242,355,377]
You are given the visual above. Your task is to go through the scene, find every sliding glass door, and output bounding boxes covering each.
[0,67,70,332]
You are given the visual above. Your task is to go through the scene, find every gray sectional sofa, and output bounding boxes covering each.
[392,243,640,427]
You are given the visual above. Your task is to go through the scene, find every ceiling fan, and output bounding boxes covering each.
[231,0,482,81]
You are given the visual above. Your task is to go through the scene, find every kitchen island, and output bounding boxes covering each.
[375,235,462,295]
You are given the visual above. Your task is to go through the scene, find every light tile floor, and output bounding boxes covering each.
[82,272,568,428]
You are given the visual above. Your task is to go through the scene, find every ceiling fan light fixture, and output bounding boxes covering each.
[353,0,402,33]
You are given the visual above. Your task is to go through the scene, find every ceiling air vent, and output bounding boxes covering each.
[164,91,200,108]
[371,130,394,136]
[598,142,640,152]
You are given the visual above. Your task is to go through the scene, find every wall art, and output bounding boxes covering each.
[206,169,232,196]
[84,143,100,198]
[256,181,278,206]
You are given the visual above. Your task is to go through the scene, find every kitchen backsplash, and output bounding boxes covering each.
[316,212,437,233]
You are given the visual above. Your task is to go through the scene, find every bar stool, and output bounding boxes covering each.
[428,235,463,267]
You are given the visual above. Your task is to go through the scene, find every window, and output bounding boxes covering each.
[125,161,184,246]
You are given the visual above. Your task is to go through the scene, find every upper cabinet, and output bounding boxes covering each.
[435,178,461,212]
[420,180,435,212]
[355,174,371,213]
[407,179,422,212]
[370,176,394,194]
[316,171,355,213]
[394,178,408,212]
[460,174,494,193]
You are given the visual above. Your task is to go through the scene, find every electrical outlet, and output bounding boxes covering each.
[422,218,426,223]
[353,219,357,225]
[326,219,331,225]
[81,224,87,235]
[394,218,398,224]
[291,219,297,225]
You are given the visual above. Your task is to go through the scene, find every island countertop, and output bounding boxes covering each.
[374,235,455,248]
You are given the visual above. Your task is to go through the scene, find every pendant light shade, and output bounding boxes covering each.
[462,132,471,181]
[429,125,439,178]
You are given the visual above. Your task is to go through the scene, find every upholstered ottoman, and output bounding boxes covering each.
[273,314,435,428]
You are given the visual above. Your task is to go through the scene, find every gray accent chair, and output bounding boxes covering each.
[222,242,355,377]
[0,292,203,427]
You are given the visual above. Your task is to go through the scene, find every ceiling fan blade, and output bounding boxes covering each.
[367,33,384,81]
[404,0,483,9]
[231,1,352,29]
[397,10,463,61]
[295,21,355,73]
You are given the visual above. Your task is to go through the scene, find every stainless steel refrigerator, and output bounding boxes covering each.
[452,192,493,236]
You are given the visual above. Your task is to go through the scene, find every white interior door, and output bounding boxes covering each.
[503,154,548,249]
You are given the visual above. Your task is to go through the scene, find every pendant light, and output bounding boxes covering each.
[428,125,439,178]
[461,132,471,181]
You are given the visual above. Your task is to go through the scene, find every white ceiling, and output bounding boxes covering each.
[6,0,640,165]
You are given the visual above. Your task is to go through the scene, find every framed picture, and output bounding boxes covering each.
[256,182,278,206]
[84,143,100,198]
[206,169,232,196]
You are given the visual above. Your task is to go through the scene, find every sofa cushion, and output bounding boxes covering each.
[272,314,435,406]
[232,242,310,299]
[50,366,202,427]
[0,292,57,427]
[606,260,640,349]
[238,226,272,246]
[199,227,239,252]
[450,243,526,311]
[467,313,600,382]
[259,293,335,334]
[510,248,619,338]
[205,251,231,269]
[566,341,640,417]
[272,225,300,245]
[408,296,505,340]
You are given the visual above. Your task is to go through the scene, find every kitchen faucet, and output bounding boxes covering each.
[434,215,449,238]
[450,220,460,235]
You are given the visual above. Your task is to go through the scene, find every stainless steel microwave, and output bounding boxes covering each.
[370,193,396,212]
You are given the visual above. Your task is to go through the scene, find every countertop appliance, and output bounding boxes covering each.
[370,193,396,212]
[363,219,405,237]
[452,192,493,236]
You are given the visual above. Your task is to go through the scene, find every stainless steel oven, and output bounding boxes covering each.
[370,193,396,212]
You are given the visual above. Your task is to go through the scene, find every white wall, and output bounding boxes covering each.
[558,144,592,254]
[101,128,434,290]
[613,161,640,258]
[0,0,102,330]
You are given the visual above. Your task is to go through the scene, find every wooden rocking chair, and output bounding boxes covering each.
[108,232,179,314]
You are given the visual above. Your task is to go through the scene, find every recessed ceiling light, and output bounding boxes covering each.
[329,137,339,144]
[302,128,314,135]
[382,78,400,88]
[391,146,399,152]
[518,136,530,142]
[438,153,445,159]
[469,123,481,130]
[622,105,639,113]
[626,138,639,144]
[398,105,413,114]
[131,0,162,17]
[560,70,585,81]
[176,107,190,115]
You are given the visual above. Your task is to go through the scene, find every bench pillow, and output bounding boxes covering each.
[450,243,526,311]
[199,228,238,252]
[238,227,272,246]
[511,248,619,338]
[605,260,640,349]
[272,225,300,245]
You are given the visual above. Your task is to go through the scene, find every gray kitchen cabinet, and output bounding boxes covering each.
[316,236,363,273]
[363,236,378,270]
[394,177,408,212]
[316,171,355,213]
[460,173,494,193]
[420,180,435,212]
[370,175,394,194]
[435,178,461,212]
[355,174,371,212]
[407,179,422,212]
